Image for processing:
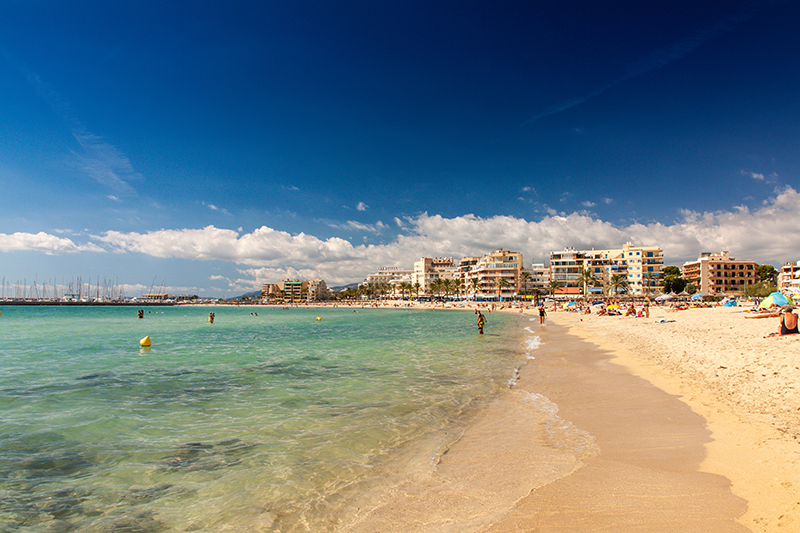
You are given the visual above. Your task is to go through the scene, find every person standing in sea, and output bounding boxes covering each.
[539,304,547,325]
[476,311,486,334]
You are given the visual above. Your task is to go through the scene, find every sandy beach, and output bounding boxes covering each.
[330,300,799,532]
[535,304,800,532]
[187,300,800,531]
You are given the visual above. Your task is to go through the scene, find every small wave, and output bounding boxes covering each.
[507,367,521,388]
[523,333,542,359]
[521,391,599,460]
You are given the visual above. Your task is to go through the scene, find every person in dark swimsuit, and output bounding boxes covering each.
[780,306,798,335]
[476,311,486,334]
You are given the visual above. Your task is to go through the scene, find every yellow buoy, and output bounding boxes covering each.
[316,316,321,321]
[140,336,152,347]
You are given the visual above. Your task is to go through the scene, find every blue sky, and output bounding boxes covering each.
[1,0,799,296]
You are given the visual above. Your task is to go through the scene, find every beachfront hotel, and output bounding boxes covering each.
[549,243,664,296]
[681,251,758,296]
[261,279,330,303]
[363,267,414,292]
[411,257,459,293]
[463,249,523,300]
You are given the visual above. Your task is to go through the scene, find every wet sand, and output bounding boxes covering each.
[345,318,748,532]
[484,322,747,532]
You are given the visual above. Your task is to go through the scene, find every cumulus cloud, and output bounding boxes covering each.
[0,232,105,254]
[7,187,800,285]
[356,202,368,211]
[581,201,596,207]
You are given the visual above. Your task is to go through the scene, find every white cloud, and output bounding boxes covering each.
[0,232,105,254]
[8,187,800,286]
[581,201,596,207]
[743,171,765,181]
[328,220,386,233]
[356,202,368,211]
[603,197,613,204]
[203,202,231,215]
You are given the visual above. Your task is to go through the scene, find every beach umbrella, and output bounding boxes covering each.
[655,294,674,302]
[758,292,793,309]
[592,300,604,305]
[607,304,620,309]
[690,293,704,300]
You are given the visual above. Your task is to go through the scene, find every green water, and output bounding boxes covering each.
[0,305,531,532]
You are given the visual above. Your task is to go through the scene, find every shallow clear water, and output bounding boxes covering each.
[0,305,531,532]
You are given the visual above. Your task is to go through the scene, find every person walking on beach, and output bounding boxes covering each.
[476,311,486,334]
[538,304,547,324]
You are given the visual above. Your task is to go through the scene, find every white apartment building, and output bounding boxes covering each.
[363,267,414,285]
[778,261,800,296]
[522,262,550,295]
[411,257,459,294]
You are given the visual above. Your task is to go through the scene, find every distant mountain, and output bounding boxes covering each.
[227,290,261,301]
[330,282,359,292]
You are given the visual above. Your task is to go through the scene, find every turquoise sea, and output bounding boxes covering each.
[0,305,548,532]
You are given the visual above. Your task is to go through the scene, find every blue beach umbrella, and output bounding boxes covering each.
[690,293,704,300]
[758,292,793,309]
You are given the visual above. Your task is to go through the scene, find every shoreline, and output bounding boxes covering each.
[540,305,800,532]
[339,307,757,531]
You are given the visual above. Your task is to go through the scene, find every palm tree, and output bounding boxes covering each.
[519,271,532,297]
[443,278,456,299]
[469,277,480,300]
[494,277,511,301]
[610,274,627,296]
[547,280,561,298]
[577,268,598,298]
[429,278,442,298]
[454,278,465,299]
[643,272,656,295]
[398,281,411,300]
[413,282,422,299]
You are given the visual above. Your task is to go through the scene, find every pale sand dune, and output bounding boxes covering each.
[544,305,800,532]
